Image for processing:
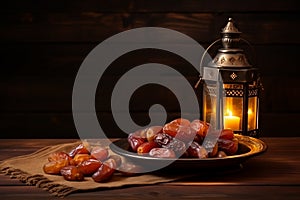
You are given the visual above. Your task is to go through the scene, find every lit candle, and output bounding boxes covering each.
[224,111,240,130]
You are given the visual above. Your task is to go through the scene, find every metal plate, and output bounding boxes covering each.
[109,134,267,171]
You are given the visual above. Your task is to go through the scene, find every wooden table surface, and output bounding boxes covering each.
[0,138,300,199]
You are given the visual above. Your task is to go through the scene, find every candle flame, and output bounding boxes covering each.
[227,109,233,116]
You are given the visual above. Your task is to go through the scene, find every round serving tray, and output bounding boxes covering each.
[109,134,267,171]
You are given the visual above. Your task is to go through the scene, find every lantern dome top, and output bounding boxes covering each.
[208,18,251,68]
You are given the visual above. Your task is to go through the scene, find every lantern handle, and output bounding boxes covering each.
[240,38,257,66]
[195,38,221,88]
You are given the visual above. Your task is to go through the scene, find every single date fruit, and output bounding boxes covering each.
[217,151,227,158]
[69,143,90,158]
[90,146,109,161]
[193,134,204,145]
[73,154,91,165]
[149,148,176,158]
[154,133,186,156]
[175,125,197,143]
[163,118,195,142]
[190,119,209,138]
[137,141,159,154]
[127,133,146,152]
[145,126,163,142]
[162,118,190,137]
[77,159,102,176]
[187,141,208,159]
[60,166,84,181]
[210,142,218,157]
[162,118,205,143]
[202,140,218,157]
[92,159,116,182]
[218,138,238,156]
[47,152,72,163]
[219,129,234,140]
[43,159,69,175]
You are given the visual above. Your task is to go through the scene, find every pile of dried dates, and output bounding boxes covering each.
[43,118,239,182]
[128,118,239,159]
[43,143,128,182]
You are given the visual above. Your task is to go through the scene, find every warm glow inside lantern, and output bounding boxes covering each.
[201,18,260,137]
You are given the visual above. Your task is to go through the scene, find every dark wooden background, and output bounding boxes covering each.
[1,0,300,138]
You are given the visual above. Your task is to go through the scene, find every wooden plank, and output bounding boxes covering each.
[0,186,50,197]
[0,43,201,78]
[70,186,299,199]
[0,138,299,199]
[130,0,300,13]
[1,12,300,44]
[1,0,299,13]
[0,186,299,199]
[0,113,79,139]
[0,112,298,138]
[0,185,299,200]
[0,43,299,80]
[0,139,78,160]
[1,0,131,13]
[0,74,299,113]
[0,174,25,186]
[0,139,77,150]
[0,76,201,112]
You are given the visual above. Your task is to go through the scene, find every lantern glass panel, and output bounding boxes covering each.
[203,84,217,127]
[248,96,258,131]
[223,84,243,131]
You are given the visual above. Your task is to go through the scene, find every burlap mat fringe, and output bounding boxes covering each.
[0,141,183,197]
[1,166,77,197]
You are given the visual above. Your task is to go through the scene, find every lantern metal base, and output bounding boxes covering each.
[234,129,259,138]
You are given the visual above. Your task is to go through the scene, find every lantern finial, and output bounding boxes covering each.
[222,18,241,34]
[221,18,241,49]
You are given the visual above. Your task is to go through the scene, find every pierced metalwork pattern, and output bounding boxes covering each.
[220,57,226,64]
[224,89,244,97]
[248,88,258,97]
[225,88,258,97]
[224,84,243,89]
[213,54,250,67]
[205,86,217,97]
[230,72,238,80]
[229,57,236,65]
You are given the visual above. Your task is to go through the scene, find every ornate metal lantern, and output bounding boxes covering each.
[199,18,260,137]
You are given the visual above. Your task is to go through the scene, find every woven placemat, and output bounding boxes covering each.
[0,141,184,197]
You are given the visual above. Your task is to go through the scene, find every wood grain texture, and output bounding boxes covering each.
[1,12,300,44]
[1,0,300,13]
[0,185,299,200]
[0,138,300,199]
[0,75,299,113]
[0,113,298,138]
[0,0,299,138]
